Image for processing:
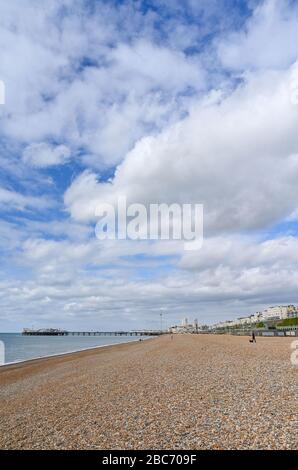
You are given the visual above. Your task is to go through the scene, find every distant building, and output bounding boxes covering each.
[250,312,262,323]
[210,304,298,330]
[170,317,202,334]
[261,305,298,321]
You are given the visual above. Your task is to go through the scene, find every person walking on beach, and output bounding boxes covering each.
[252,331,256,343]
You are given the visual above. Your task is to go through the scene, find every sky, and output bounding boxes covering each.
[1,0,298,331]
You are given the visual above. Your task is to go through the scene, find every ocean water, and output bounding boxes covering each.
[0,333,143,365]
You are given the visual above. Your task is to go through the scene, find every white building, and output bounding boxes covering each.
[250,312,262,323]
[287,305,298,318]
[170,317,202,333]
[261,305,298,321]
[210,305,298,330]
[212,319,238,329]
[237,316,251,325]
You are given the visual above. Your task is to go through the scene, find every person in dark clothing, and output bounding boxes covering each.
[252,331,256,343]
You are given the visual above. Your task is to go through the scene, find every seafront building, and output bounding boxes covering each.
[261,305,297,320]
[211,304,298,330]
[170,318,202,334]
[169,305,298,333]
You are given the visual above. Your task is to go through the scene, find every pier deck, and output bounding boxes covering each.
[22,329,163,336]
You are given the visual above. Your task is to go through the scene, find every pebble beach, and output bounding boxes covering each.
[0,334,297,450]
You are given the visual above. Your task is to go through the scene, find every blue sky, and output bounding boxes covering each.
[1,0,298,331]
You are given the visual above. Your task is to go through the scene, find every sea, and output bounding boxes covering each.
[0,333,143,365]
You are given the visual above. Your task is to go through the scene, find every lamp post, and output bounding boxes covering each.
[159,308,168,333]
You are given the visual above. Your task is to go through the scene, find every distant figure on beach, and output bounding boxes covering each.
[171,334,173,340]
[250,331,256,343]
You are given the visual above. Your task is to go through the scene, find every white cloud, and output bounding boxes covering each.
[0,2,206,166]
[22,142,71,168]
[3,233,298,329]
[218,0,298,71]
[179,235,298,271]
[65,64,298,233]
[111,40,204,92]
[0,187,52,211]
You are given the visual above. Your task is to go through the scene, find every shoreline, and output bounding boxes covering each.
[0,336,154,370]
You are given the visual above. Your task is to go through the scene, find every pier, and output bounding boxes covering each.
[67,331,163,336]
[22,328,163,336]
